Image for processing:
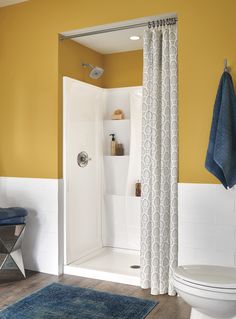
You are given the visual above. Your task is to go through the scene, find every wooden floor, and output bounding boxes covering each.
[0,270,191,318]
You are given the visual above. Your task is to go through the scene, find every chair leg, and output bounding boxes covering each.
[11,249,26,278]
[0,224,26,278]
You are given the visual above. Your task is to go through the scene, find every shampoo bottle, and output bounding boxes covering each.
[109,134,116,156]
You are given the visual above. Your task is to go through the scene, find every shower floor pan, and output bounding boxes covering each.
[64,247,140,286]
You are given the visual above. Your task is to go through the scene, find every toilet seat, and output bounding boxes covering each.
[174,265,236,318]
[174,265,236,293]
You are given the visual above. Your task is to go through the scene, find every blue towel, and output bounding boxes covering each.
[205,71,236,189]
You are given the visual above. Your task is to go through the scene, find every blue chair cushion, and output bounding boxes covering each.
[0,207,28,221]
[0,216,26,225]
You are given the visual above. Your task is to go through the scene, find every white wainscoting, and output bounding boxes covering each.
[1,179,236,276]
[178,183,236,267]
[0,177,62,275]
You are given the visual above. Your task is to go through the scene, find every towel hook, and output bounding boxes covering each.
[224,58,229,72]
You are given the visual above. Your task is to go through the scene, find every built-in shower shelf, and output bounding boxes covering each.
[105,194,141,200]
[103,119,130,155]
[104,155,129,158]
[103,119,130,123]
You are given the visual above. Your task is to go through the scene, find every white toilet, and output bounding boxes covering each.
[173,265,236,319]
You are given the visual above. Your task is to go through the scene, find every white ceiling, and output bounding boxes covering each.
[72,26,145,54]
[0,0,28,7]
[61,13,176,55]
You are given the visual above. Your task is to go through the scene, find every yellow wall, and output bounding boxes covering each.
[0,0,236,182]
[58,40,142,89]
[103,50,143,88]
[59,39,104,87]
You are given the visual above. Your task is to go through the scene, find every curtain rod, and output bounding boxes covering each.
[59,17,178,41]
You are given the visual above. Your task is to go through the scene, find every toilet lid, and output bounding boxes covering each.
[174,265,236,289]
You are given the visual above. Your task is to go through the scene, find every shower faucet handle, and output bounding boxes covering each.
[77,151,91,168]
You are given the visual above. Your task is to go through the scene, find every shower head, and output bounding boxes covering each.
[89,66,104,79]
[82,62,104,79]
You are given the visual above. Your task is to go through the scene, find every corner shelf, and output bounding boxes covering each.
[103,119,130,123]
[104,155,129,158]
[105,194,141,200]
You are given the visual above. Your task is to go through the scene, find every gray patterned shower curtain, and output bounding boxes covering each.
[141,24,178,296]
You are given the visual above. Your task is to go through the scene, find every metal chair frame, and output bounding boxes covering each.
[0,224,26,278]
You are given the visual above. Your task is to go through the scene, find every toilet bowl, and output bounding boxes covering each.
[173,265,236,319]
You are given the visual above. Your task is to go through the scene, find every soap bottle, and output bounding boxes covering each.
[109,134,116,156]
[135,180,141,197]
[116,143,124,156]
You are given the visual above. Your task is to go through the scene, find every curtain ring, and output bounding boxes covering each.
[156,20,159,27]
[152,21,155,28]
[148,21,152,28]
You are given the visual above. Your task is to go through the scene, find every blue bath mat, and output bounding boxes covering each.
[0,283,157,318]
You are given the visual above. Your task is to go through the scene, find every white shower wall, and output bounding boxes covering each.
[63,78,104,265]
[102,87,142,251]
[63,77,142,265]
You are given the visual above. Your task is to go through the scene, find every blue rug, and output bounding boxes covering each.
[0,283,157,319]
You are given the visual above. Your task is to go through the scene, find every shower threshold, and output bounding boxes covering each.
[64,247,140,286]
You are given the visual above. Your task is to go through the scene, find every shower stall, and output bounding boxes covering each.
[63,76,142,285]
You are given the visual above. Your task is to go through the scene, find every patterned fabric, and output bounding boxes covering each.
[141,25,178,296]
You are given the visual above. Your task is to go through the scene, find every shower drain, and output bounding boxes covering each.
[130,265,140,269]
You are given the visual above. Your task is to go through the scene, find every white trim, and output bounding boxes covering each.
[0,0,28,8]
[58,179,64,275]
